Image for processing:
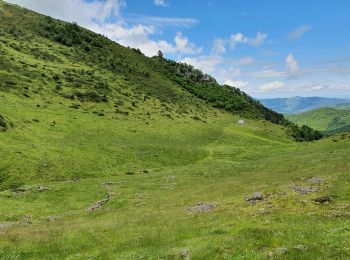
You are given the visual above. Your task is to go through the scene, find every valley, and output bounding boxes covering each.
[0,0,349,259]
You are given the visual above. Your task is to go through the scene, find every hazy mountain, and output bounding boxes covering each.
[260,96,350,114]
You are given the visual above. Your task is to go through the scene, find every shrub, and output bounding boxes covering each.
[115,109,129,116]
[0,167,23,191]
[53,74,60,81]
[74,90,108,103]
[0,115,8,131]
[69,104,80,109]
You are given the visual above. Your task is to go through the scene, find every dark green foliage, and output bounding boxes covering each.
[93,111,105,117]
[132,48,143,55]
[115,109,129,116]
[42,19,107,48]
[74,91,108,103]
[0,166,23,190]
[157,50,164,58]
[0,114,7,131]
[115,100,124,106]
[152,58,285,122]
[69,104,80,109]
[287,124,323,142]
[52,74,60,81]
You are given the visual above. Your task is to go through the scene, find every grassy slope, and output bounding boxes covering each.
[287,107,350,134]
[0,1,350,259]
[0,0,323,143]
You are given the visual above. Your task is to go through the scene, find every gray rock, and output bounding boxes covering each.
[164,176,176,181]
[37,185,49,192]
[245,192,264,202]
[87,198,109,211]
[187,202,217,213]
[291,184,317,194]
[275,247,288,255]
[308,177,324,184]
[294,244,308,251]
[179,249,190,259]
[268,246,288,257]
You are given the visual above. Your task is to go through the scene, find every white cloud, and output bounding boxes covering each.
[286,53,299,74]
[180,55,242,84]
[154,0,167,7]
[180,55,223,74]
[249,54,298,80]
[212,38,226,54]
[248,32,268,46]
[174,32,202,54]
[250,69,286,78]
[234,57,255,66]
[288,25,312,40]
[6,0,126,27]
[93,23,201,56]
[215,67,241,81]
[6,0,200,57]
[230,32,267,48]
[304,85,325,91]
[211,32,267,55]
[231,33,248,44]
[92,23,170,56]
[224,80,249,89]
[259,81,285,92]
[125,15,198,28]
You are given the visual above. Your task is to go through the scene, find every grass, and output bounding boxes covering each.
[0,1,350,258]
[1,90,349,259]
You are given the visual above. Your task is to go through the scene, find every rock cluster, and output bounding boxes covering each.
[245,192,264,203]
[186,202,217,213]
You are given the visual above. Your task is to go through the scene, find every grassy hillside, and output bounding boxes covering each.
[0,1,349,259]
[260,96,350,114]
[0,0,321,142]
[287,107,350,134]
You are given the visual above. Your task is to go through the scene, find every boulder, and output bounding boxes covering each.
[245,192,264,202]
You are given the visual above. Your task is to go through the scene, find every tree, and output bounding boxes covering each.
[157,50,164,59]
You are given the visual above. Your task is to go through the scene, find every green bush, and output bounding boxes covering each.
[0,115,7,131]
[74,90,108,103]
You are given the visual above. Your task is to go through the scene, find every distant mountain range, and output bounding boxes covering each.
[260,97,350,114]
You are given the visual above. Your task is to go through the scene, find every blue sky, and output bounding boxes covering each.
[6,0,350,98]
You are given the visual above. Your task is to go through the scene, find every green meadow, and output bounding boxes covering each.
[1,91,349,259]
